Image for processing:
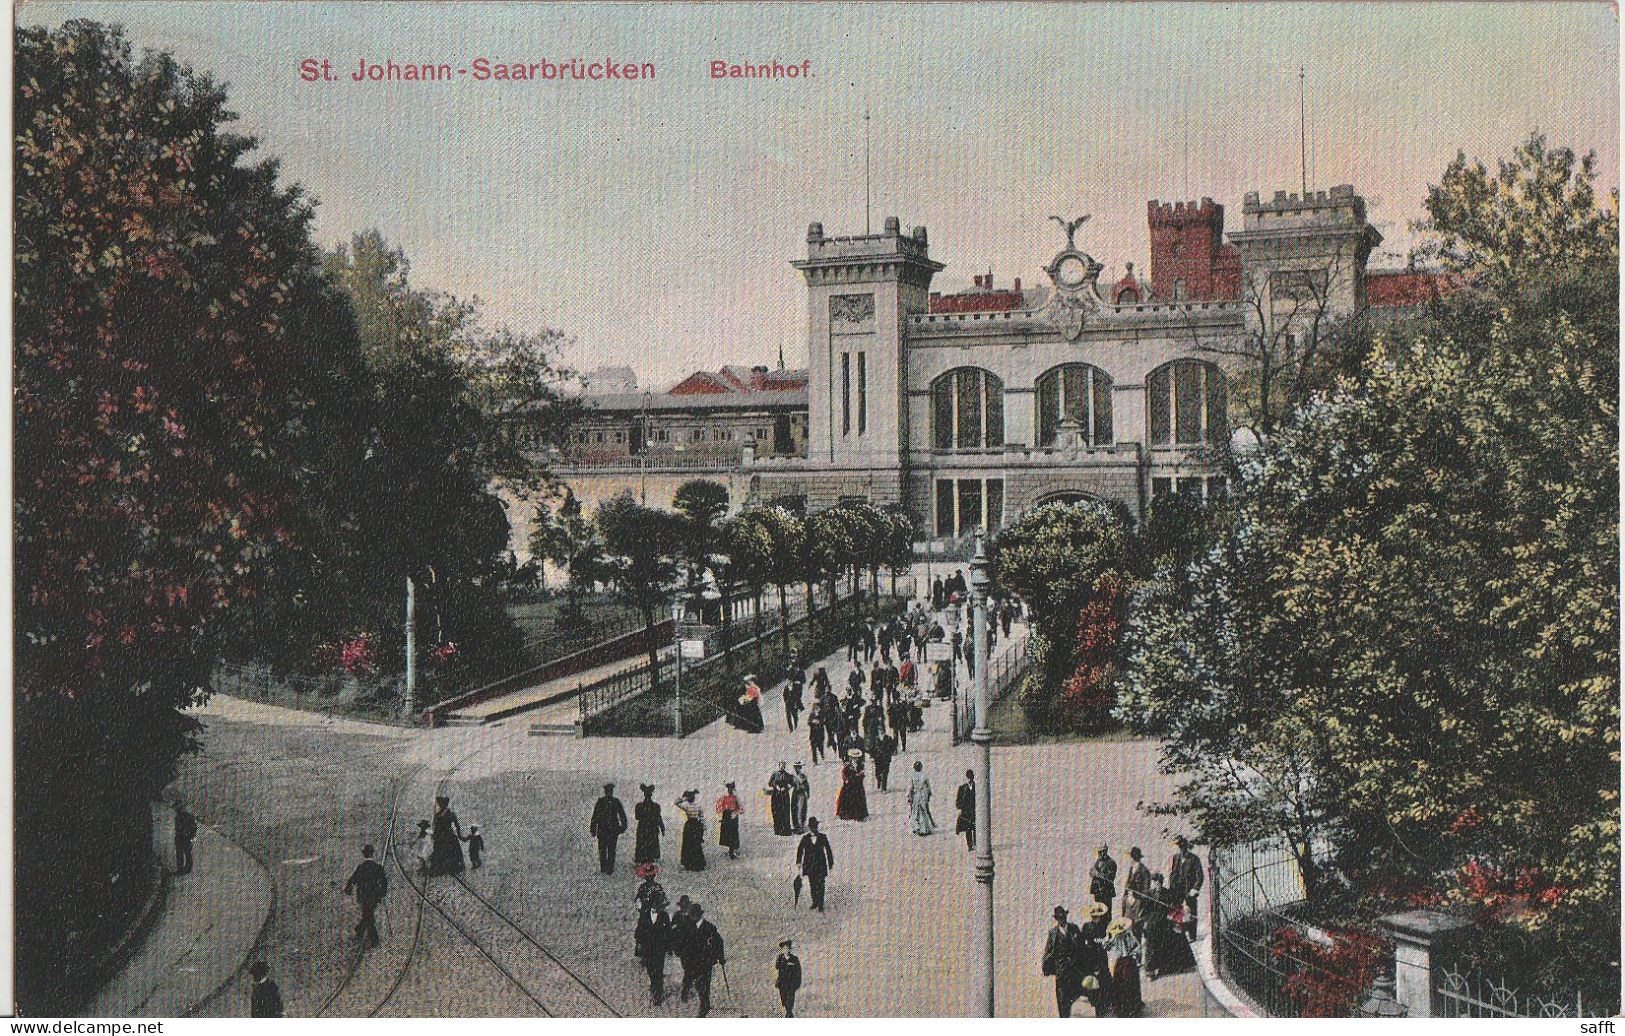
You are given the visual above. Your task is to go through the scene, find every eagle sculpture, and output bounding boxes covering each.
[1048,214,1091,250]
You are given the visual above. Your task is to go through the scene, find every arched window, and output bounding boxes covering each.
[1147,359,1227,446]
[931,367,1004,450]
[1035,364,1113,447]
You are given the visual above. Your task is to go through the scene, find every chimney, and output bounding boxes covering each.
[1013,277,1022,292]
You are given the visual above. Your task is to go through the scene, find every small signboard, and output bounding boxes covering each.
[925,642,952,662]
[680,639,707,660]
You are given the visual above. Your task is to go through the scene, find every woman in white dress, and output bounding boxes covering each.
[413,819,433,874]
[907,760,936,835]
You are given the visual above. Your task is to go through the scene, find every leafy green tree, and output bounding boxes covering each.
[731,507,804,655]
[989,500,1139,734]
[594,493,682,673]
[989,500,1138,640]
[879,503,920,598]
[529,490,602,622]
[799,508,840,620]
[1415,132,1619,291]
[1122,135,1619,986]
[672,479,730,604]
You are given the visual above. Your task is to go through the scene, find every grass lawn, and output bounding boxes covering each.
[506,595,646,665]
[988,688,1143,746]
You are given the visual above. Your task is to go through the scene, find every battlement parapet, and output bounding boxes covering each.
[1242,184,1362,214]
[802,217,933,262]
[1148,197,1223,225]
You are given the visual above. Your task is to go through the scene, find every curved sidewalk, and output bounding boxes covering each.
[83,806,274,1018]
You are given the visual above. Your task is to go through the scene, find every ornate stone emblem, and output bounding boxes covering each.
[829,293,875,328]
[1042,215,1104,340]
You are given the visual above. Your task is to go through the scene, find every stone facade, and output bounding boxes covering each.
[750,184,1384,537]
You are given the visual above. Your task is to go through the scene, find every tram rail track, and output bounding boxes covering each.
[318,731,622,1017]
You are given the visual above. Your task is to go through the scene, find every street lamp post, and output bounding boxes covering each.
[671,599,685,738]
[969,534,995,1016]
[403,575,417,720]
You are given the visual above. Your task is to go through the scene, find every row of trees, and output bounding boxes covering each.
[14,21,577,1009]
[531,483,917,670]
[993,134,1618,991]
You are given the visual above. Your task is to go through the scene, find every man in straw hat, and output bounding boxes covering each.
[1078,901,1114,1013]
[773,938,803,1017]
[1041,905,1084,1017]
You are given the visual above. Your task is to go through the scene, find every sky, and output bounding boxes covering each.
[18,1,1621,388]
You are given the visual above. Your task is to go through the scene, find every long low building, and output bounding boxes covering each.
[522,182,1447,560]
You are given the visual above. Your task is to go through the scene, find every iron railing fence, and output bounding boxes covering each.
[1435,965,1617,1019]
[950,630,1031,745]
[1209,841,1396,1018]
[211,659,414,715]
[578,586,908,736]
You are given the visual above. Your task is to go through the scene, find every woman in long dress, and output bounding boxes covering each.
[413,820,433,874]
[715,782,743,860]
[1141,875,1195,979]
[1106,918,1145,1017]
[835,751,869,821]
[428,795,466,876]
[676,791,706,871]
[907,761,936,835]
[632,784,664,865]
[727,677,766,733]
[765,764,794,836]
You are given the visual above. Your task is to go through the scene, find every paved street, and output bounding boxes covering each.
[172,570,1204,1017]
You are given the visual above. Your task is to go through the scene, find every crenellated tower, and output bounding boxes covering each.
[791,217,943,498]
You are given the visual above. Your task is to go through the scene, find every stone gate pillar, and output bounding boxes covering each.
[1377,910,1475,1018]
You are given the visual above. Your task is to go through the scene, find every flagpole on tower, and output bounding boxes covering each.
[864,104,872,234]
[1299,66,1308,194]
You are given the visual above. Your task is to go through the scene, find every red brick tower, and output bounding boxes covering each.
[1147,197,1241,301]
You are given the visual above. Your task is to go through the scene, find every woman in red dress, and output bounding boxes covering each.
[835,749,869,821]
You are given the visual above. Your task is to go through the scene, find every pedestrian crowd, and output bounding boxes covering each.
[1039,836,1205,1017]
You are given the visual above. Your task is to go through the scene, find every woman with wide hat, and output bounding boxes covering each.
[429,795,466,876]
[835,748,869,821]
[633,783,664,865]
[1106,917,1144,1017]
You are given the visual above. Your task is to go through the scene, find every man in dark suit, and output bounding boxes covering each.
[794,817,835,912]
[343,843,389,946]
[249,961,283,1017]
[955,771,976,851]
[688,904,726,1017]
[774,938,803,1017]
[589,782,628,874]
[671,896,699,1003]
[1041,906,1083,1017]
[634,899,672,1006]
[173,804,198,876]
[1168,835,1204,941]
[1089,844,1119,919]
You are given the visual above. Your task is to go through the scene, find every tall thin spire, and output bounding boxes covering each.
[1298,66,1307,194]
[777,341,785,371]
[864,104,872,234]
